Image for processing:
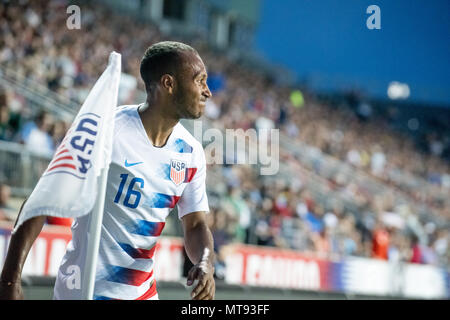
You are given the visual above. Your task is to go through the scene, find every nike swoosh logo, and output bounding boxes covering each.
[125,160,143,167]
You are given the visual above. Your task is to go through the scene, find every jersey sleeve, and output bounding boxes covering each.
[176,146,209,219]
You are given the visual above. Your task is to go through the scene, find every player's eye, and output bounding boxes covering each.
[196,74,207,83]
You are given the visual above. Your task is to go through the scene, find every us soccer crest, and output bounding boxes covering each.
[170,159,186,186]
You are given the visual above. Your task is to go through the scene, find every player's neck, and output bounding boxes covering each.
[138,102,178,147]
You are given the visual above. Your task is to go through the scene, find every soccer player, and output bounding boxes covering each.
[0,41,215,300]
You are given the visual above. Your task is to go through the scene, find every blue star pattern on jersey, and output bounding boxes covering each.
[172,138,193,153]
[125,219,166,237]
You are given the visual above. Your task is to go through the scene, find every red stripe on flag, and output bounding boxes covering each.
[55,148,69,157]
[47,163,76,173]
[50,155,74,165]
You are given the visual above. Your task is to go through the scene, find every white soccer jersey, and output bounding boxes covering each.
[53,104,209,300]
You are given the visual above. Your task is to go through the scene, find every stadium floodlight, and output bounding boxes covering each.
[387,81,410,100]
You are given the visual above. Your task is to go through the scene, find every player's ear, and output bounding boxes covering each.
[161,74,175,94]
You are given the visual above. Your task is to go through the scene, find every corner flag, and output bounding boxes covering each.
[13,52,121,233]
[13,52,121,299]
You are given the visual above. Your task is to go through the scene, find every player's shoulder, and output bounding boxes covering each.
[112,104,140,137]
[113,104,141,129]
[115,104,139,118]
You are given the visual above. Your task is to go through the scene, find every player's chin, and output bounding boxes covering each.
[187,106,204,119]
[193,110,203,119]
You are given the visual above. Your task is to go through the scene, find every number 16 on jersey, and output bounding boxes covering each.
[113,174,144,209]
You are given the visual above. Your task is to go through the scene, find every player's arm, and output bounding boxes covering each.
[0,200,46,300]
[181,211,215,300]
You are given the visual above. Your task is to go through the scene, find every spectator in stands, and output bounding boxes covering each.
[211,209,233,251]
[50,119,68,148]
[21,111,54,155]
[220,186,252,243]
[208,208,233,280]
[0,104,13,141]
[273,186,294,218]
[0,183,14,221]
[371,219,390,260]
[409,234,423,264]
[312,227,332,258]
[370,145,386,177]
[387,233,403,262]
[269,212,287,248]
[421,243,438,265]
[303,203,325,234]
[338,214,360,257]
[254,198,276,247]
[432,229,449,265]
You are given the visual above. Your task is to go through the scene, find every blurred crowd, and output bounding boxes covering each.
[0,0,448,269]
[205,165,450,272]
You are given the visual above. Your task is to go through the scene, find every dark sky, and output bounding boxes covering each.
[255,0,450,106]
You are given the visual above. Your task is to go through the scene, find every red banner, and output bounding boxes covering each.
[223,244,330,291]
[0,222,72,276]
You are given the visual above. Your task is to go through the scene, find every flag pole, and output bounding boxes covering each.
[80,52,121,300]
[81,166,109,300]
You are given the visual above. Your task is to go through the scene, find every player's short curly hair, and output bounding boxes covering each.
[140,41,198,92]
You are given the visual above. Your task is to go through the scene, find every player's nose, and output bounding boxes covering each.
[203,85,212,99]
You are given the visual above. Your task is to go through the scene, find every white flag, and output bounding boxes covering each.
[13,52,121,233]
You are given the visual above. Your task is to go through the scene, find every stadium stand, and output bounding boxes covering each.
[0,0,448,275]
